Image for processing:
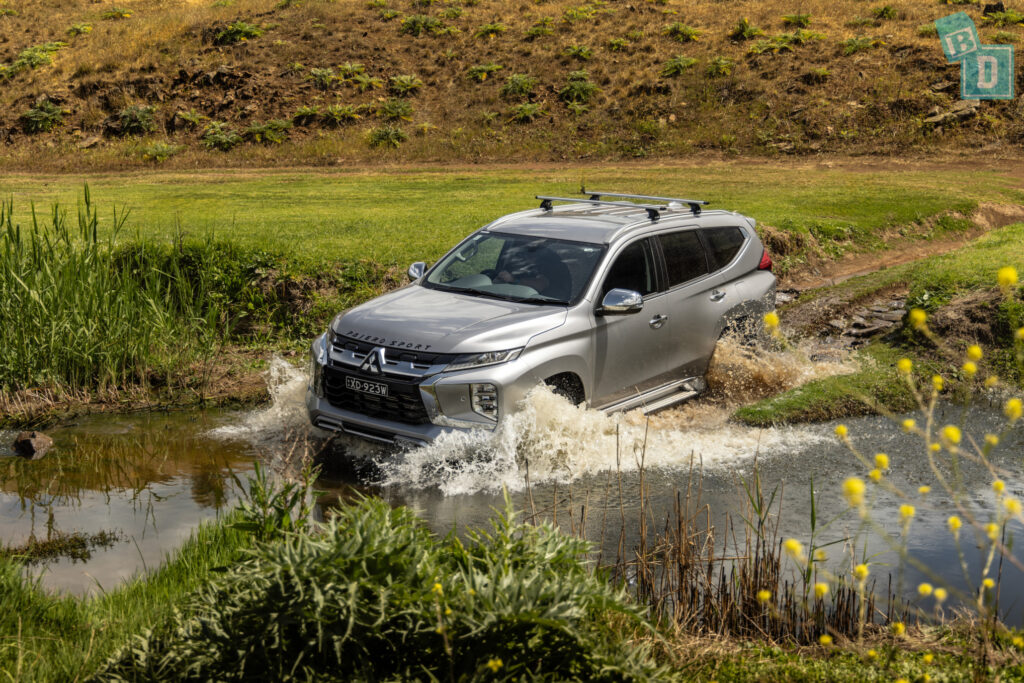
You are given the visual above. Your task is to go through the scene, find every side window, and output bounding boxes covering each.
[601,239,657,298]
[659,231,709,288]
[701,227,746,271]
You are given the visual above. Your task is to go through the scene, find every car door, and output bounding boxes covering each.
[589,237,671,408]
[656,227,745,378]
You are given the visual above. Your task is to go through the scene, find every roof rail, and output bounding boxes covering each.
[581,188,707,215]
[536,195,663,221]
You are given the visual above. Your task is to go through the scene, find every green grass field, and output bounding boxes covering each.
[3,163,1021,271]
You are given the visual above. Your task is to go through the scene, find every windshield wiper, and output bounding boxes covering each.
[509,296,564,305]
[456,287,516,301]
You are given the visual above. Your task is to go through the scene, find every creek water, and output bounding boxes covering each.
[2,346,1023,625]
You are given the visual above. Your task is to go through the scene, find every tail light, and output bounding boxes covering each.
[758,249,773,272]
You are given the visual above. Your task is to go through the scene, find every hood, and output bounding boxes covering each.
[331,285,568,354]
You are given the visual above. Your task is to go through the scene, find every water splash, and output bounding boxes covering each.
[379,338,856,496]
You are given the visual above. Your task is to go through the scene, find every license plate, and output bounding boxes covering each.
[345,376,389,397]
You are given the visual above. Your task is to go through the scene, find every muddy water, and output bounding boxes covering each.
[3,349,1024,626]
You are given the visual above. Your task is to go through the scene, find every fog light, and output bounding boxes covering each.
[471,383,498,421]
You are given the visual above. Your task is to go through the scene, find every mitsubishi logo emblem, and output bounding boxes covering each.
[360,347,387,375]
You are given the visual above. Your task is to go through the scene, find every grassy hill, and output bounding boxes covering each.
[1,0,1023,169]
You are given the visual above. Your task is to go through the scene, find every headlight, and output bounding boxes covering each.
[445,348,523,372]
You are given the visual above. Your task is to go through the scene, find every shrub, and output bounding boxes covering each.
[96,497,660,681]
[507,102,546,123]
[607,37,628,51]
[566,101,589,116]
[991,30,1018,43]
[20,101,65,134]
[307,67,335,89]
[466,62,503,82]
[730,17,764,40]
[215,20,263,44]
[388,74,423,96]
[337,62,365,79]
[782,13,811,28]
[322,104,363,127]
[138,141,183,163]
[175,109,206,129]
[292,105,320,126]
[243,119,292,144]
[842,36,884,55]
[562,2,610,23]
[564,44,593,60]
[439,6,462,19]
[351,73,384,91]
[378,98,413,121]
[558,70,598,104]
[664,22,700,43]
[661,55,697,77]
[984,10,1024,26]
[201,122,242,151]
[118,104,156,136]
[706,56,734,77]
[500,73,537,100]
[475,22,507,38]
[100,7,132,19]
[0,42,67,79]
[872,5,898,20]
[400,14,443,36]
[525,18,554,39]
[378,9,400,21]
[367,125,408,148]
[67,23,93,37]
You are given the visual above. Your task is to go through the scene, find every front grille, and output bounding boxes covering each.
[321,365,430,425]
[332,335,456,370]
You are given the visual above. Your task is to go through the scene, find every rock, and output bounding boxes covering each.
[877,311,904,322]
[12,431,53,460]
[846,324,890,338]
[930,81,956,92]
[77,136,101,149]
[828,318,847,330]
[924,100,980,126]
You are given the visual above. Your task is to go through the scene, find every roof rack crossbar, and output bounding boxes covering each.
[536,195,662,221]
[582,188,708,215]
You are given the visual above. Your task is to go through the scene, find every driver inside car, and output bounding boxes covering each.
[494,243,571,300]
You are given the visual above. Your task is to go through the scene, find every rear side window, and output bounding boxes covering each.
[658,231,709,288]
[601,239,658,298]
[701,227,746,271]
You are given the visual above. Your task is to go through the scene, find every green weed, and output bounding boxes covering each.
[400,14,444,36]
[564,44,593,60]
[872,5,898,20]
[367,125,408,147]
[292,105,320,126]
[137,141,184,163]
[67,23,93,36]
[466,62,503,82]
[782,13,811,28]
[0,42,67,80]
[730,17,764,40]
[507,102,546,123]
[388,73,423,96]
[20,100,65,134]
[500,73,537,100]
[607,37,628,51]
[917,24,939,37]
[337,61,365,78]
[664,22,701,43]
[661,55,697,77]
[322,104,364,126]
[990,30,1018,43]
[307,66,335,88]
[842,36,884,55]
[559,69,598,104]
[525,18,554,39]
[475,22,507,38]
[350,72,384,91]
[215,20,263,44]
[201,121,242,151]
[706,55,734,77]
[118,104,157,136]
[243,119,292,144]
[378,98,413,121]
[175,108,207,129]
[378,8,400,21]
[984,10,1024,26]
[100,7,132,19]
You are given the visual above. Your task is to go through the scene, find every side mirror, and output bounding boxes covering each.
[408,261,426,281]
[598,288,644,315]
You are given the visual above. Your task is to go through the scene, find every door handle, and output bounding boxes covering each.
[649,313,668,329]
[710,290,727,302]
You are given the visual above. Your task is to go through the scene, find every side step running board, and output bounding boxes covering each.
[640,390,700,415]
[598,377,705,415]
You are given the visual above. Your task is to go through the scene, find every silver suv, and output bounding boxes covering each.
[306,191,776,445]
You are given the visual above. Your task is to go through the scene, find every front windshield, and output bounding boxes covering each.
[424,231,605,305]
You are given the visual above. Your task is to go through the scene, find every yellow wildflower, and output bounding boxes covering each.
[486,658,503,672]
[757,589,772,604]
[867,649,878,659]
[1017,327,1024,341]
[932,375,944,392]
[854,563,870,581]
[899,504,916,520]
[934,588,948,603]
[897,357,913,375]
[985,434,999,447]
[1006,398,1023,422]
[1013,636,1024,649]
[919,485,931,495]
[941,425,962,445]
[868,468,882,483]
[835,424,848,438]
[843,477,866,507]
[902,418,916,433]
[814,582,829,599]
[986,522,1000,541]
[783,538,805,559]
[962,361,977,379]
[874,453,889,470]
[929,442,941,453]
[918,583,933,597]
[909,308,928,329]
[1005,498,1022,516]
[819,634,833,646]
[923,653,934,664]
[893,621,906,636]
[948,515,962,533]
[763,311,779,329]
[997,266,1019,290]
[983,578,995,590]
[985,376,999,388]
[993,479,1006,494]
[432,582,444,596]
[445,607,452,616]
[967,344,983,361]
